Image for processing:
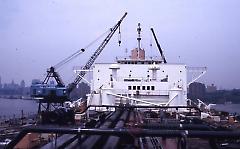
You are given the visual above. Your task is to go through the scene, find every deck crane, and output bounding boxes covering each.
[150,28,167,63]
[67,12,127,94]
[30,48,85,102]
[42,48,86,88]
[31,12,127,102]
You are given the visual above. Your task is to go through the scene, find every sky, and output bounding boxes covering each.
[0,0,240,89]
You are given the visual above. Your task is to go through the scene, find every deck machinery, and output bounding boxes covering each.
[30,12,127,124]
[7,105,240,149]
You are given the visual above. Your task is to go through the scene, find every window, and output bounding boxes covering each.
[128,86,132,90]
[137,86,140,90]
[151,86,155,90]
[147,86,150,90]
[142,86,146,90]
[133,86,136,90]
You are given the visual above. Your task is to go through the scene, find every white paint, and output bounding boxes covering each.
[86,60,190,110]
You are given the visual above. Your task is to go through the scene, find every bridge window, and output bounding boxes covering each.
[147,86,150,90]
[142,86,146,90]
[128,86,132,90]
[137,86,140,90]
[151,86,155,90]
[133,86,136,90]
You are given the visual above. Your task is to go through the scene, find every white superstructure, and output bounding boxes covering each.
[89,60,187,108]
[79,23,206,111]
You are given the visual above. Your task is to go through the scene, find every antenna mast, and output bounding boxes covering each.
[137,23,142,59]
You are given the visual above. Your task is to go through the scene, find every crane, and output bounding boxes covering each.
[31,12,127,102]
[30,48,86,101]
[150,28,167,63]
[67,12,127,93]
[42,48,86,88]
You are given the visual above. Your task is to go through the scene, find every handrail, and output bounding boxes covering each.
[6,127,240,149]
[76,105,202,114]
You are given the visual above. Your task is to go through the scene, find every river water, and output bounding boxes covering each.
[0,98,240,119]
[0,98,38,119]
[212,104,240,114]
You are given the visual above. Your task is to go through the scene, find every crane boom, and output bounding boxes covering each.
[67,12,127,93]
[150,28,167,63]
[43,66,65,87]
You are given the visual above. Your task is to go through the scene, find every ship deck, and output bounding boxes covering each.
[5,105,240,149]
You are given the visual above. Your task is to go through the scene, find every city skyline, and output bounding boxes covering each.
[1,0,240,89]
[0,76,25,88]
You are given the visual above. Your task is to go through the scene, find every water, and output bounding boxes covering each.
[0,98,240,119]
[212,104,240,114]
[0,98,38,119]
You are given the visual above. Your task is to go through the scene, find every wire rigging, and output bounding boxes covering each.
[54,29,110,69]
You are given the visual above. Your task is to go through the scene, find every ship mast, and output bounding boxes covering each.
[137,23,142,59]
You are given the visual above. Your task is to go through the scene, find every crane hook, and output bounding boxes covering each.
[118,25,121,46]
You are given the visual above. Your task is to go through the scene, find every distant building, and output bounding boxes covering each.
[188,82,206,100]
[70,82,90,100]
[7,80,19,89]
[32,79,41,84]
[206,84,217,93]
[0,76,2,89]
[20,80,25,88]
[0,78,29,96]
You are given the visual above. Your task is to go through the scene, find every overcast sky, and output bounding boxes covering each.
[1,0,240,89]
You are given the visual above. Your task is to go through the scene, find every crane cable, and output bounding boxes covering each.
[54,29,110,70]
[118,25,121,46]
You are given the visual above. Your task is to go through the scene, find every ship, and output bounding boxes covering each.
[5,14,240,149]
[86,23,189,111]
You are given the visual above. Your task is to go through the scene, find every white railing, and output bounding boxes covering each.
[116,56,162,61]
[107,89,169,96]
[113,76,168,83]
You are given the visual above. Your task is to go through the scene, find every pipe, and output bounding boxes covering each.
[7,127,240,149]
[79,109,123,148]
[78,105,201,114]
[103,110,129,148]
[135,124,212,131]
[62,111,116,148]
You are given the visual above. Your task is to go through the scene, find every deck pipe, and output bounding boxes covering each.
[7,127,240,149]
[79,109,123,148]
[135,123,212,131]
[135,111,146,149]
[103,110,130,148]
[63,111,116,149]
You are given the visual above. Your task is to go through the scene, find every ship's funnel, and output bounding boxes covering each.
[131,48,145,60]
